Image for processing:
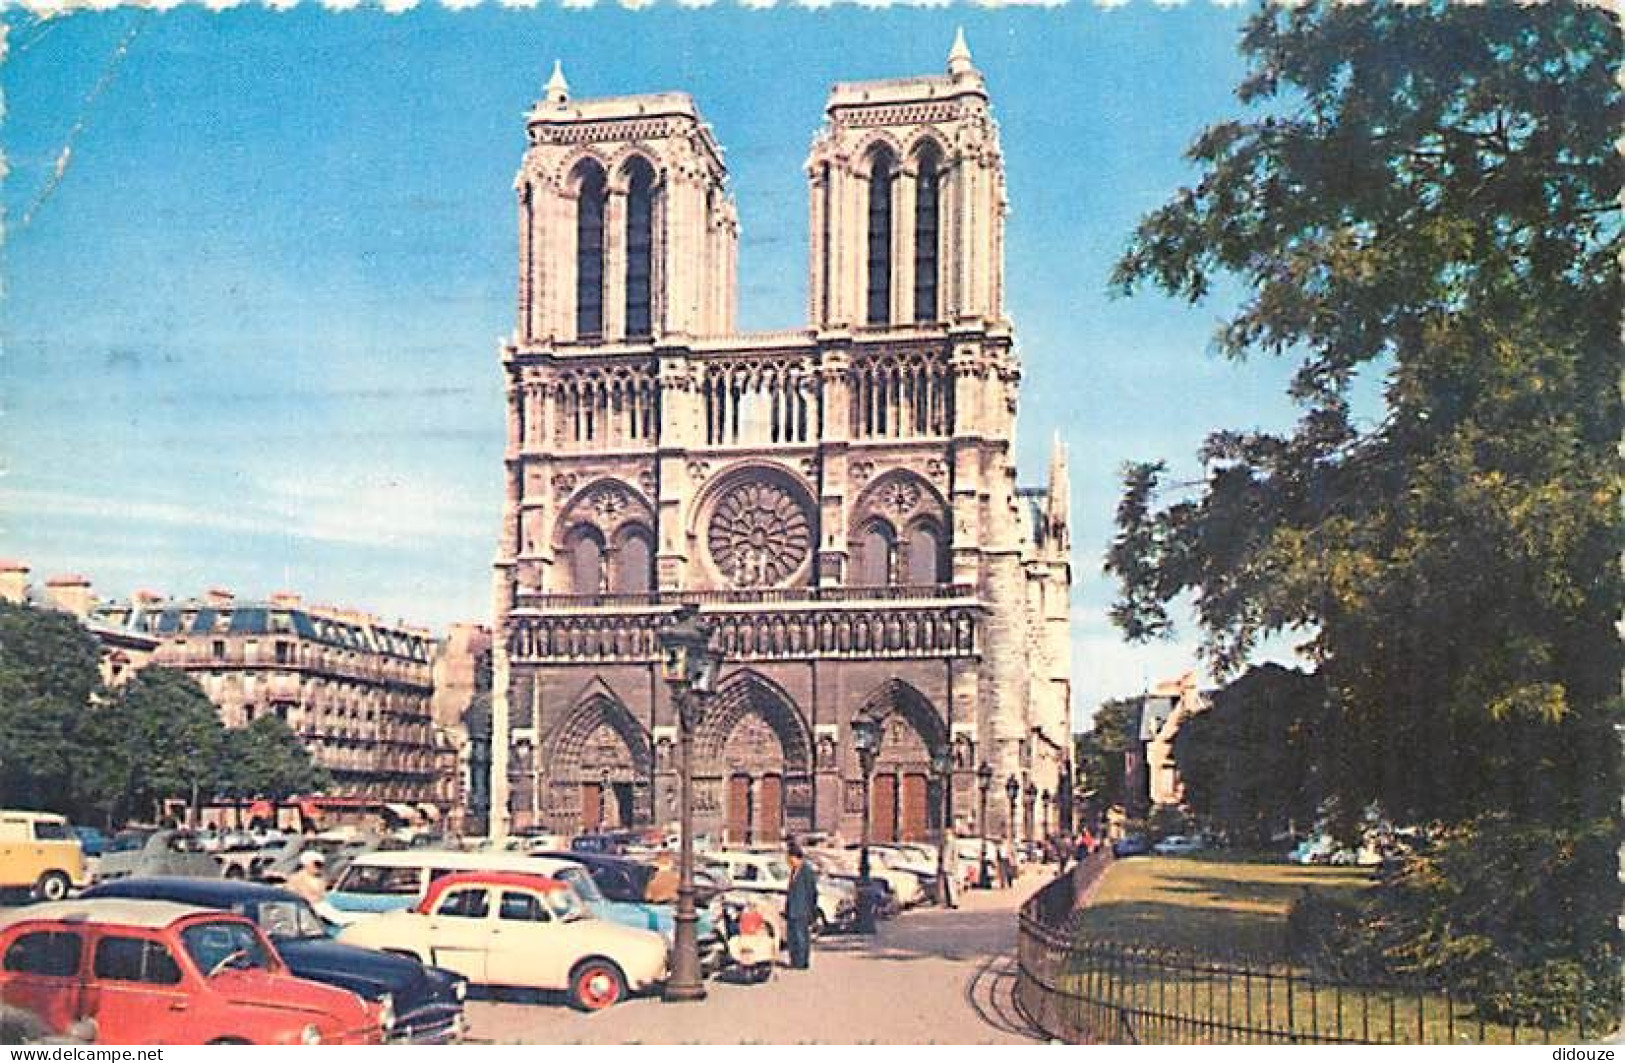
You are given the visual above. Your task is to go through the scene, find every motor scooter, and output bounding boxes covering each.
[718,899,778,984]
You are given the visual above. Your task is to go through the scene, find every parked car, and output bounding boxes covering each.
[537,852,723,939]
[1112,835,1153,858]
[72,827,110,860]
[803,851,897,920]
[79,877,467,1044]
[0,900,389,1044]
[0,811,88,902]
[703,850,856,933]
[1152,835,1205,856]
[93,830,223,883]
[569,833,634,856]
[337,871,668,1011]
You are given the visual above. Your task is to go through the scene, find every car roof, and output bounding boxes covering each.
[0,810,68,823]
[341,849,542,873]
[0,899,240,931]
[418,871,566,909]
[83,876,300,907]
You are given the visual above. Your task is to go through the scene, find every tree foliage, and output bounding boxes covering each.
[0,601,106,817]
[1106,0,1621,1008]
[1075,697,1141,812]
[98,668,226,823]
[1174,664,1327,845]
[1107,0,1620,831]
[222,716,327,802]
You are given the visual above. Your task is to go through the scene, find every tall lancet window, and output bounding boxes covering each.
[913,145,941,323]
[866,147,896,327]
[625,158,656,339]
[575,163,607,340]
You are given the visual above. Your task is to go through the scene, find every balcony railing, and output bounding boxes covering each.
[514,583,976,610]
[508,588,983,665]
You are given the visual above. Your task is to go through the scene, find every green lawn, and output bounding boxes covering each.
[1077,853,1370,962]
[1056,854,1591,1045]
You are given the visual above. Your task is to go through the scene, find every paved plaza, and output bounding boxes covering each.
[465,870,1051,1044]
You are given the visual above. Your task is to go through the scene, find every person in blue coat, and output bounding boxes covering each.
[783,840,818,969]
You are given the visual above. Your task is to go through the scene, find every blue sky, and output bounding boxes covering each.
[3,1,1312,725]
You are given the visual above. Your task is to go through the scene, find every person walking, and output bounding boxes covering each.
[940,830,960,909]
[783,841,818,969]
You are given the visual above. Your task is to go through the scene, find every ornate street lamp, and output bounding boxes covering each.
[1041,788,1053,842]
[1005,774,1020,870]
[976,762,994,889]
[657,605,722,1003]
[930,747,953,906]
[1025,778,1038,844]
[851,715,881,934]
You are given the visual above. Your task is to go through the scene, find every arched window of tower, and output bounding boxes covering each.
[857,519,898,587]
[865,146,896,327]
[913,142,942,323]
[624,157,656,339]
[573,161,608,340]
[905,520,946,585]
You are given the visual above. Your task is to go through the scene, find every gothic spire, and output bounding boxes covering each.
[948,27,974,77]
[544,60,570,106]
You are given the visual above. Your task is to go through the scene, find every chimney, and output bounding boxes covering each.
[0,561,29,605]
[269,591,303,608]
[204,587,234,608]
[44,574,94,618]
[133,589,165,607]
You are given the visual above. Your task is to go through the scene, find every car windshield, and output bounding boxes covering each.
[544,887,587,923]
[181,920,274,976]
[765,860,789,882]
[108,832,149,853]
[554,867,605,904]
[253,899,327,940]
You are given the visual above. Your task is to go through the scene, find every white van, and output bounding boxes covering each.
[326,850,604,923]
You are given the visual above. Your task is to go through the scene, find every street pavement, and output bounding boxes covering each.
[465,867,1053,1044]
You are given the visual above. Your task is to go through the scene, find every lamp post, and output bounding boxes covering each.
[658,605,722,1003]
[930,747,952,906]
[851,716,881,935]
[1041,789,1053,842]
[1025,779,1038,845]
[1005,774,1020,875]
[976,763,993,888]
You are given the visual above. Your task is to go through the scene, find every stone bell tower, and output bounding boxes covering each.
[514,62,738,346]
[806,29,1008,331]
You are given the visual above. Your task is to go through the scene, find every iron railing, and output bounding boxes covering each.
[1014,855,1609,1044]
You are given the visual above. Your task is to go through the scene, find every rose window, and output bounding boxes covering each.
[707,479,813,588]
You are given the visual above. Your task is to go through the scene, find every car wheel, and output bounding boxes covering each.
[224,865,245,880]
[569,958,626,1012]
[32,871,70,903]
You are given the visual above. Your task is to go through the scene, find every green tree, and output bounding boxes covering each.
[1075,697,1140,813]
[1174,664,1327,846]
[0,601,105,818]
[100,668,226,823]
[1106,0,1620,1013]
[222,715,327,804]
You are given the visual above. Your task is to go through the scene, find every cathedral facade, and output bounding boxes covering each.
[489,36,1074,847]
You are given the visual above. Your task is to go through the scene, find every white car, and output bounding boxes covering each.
[807,848,921,908]
[704,850,854,932]
[337,871,667,1011]
[1152,835,1205,856]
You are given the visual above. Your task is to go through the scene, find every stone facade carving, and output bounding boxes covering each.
[706,476,814,589]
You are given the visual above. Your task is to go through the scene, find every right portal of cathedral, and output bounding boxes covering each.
[489,36,1075,847]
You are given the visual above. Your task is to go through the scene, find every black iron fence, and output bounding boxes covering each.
[1014,856,1607,1044]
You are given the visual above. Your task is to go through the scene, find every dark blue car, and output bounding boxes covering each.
[1112,834,1153,858]
[80,877,466,1043]
[72,826,109,858]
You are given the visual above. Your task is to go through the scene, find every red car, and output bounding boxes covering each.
[0,900,390,1045]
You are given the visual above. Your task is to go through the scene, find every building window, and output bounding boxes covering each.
[905,521,945,585]
[212,640,225,660]
[866,148,896,327]
[625,158,656,339]
[612,527,654,595]
[575,163,607,340]
[914,145,941,322]
[565,526,607,595]
[857,521,897,586]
